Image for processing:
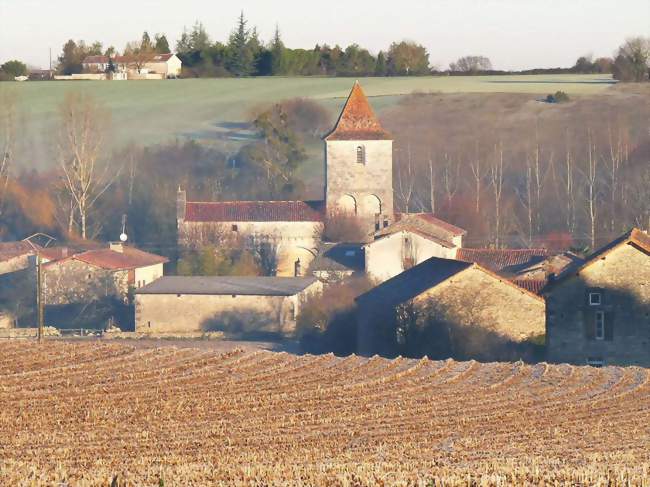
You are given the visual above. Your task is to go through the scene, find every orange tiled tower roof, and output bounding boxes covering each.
[324,81,392,141]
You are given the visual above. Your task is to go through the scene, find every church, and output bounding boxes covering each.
[176,81,460,276]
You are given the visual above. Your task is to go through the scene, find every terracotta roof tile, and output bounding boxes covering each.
[324,82,391,141]
[0,242,36,262]
[184,200,325,223]
[456,248,549,273]
[55,247,168,271]
[377,213,465,247]
[512,278,547,295]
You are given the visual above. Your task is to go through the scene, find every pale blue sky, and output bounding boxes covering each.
[1,0,648,70]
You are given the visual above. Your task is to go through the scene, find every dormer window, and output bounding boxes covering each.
[356,146,366,164]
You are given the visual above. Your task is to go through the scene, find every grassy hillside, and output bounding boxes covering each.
[3,74,614,170]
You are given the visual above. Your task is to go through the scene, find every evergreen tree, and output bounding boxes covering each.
[154,34,171,54]
[141,31,152,51]
[375,51,387,76]
[226,11,255,76]
[270,24,285,75]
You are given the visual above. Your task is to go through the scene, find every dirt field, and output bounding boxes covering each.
[0,340,649,486]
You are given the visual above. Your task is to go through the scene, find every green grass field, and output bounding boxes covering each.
[1,74,615,176]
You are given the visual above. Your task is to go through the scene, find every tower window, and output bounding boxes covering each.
[356,146,366,165]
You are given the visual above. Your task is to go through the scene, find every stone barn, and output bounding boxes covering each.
[544,228,650,367]
[135,276,323,336]
[356,257,545,358]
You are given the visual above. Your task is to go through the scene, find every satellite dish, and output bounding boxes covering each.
[119,233,128,242]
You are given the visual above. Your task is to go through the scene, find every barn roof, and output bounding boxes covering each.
[0,242,36,262]
[456,248,550,274]
[136,276,318,296]
[183,200,325,223]
[324,81,392,141]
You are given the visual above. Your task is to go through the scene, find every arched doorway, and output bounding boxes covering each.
[362,194,382,216]
[337,194,357,215]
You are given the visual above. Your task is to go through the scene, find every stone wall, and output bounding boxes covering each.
[325,140,394,219]
[178,220,323,276]
[43,259,129,305]
[365,231,458,282]
[546,244,650,367]
[414,267,546,342]
[135,282,322,335]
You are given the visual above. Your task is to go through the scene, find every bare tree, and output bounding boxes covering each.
[58,92,119,239]
[515,157,534,245]
[422,151,437,214]
[583,129,599,249]
[442,152,459,208]
[395,143,415,213]
[469,140,485,214]
[605,121,629,233]
[490,141,505,248]
[560,131,576,234]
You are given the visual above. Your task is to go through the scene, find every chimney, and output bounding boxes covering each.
[61,247,68,258]
[177,186,187,222]
[109,242,124,253]
[294,258,302,277]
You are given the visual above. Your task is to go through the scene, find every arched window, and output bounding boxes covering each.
[356,146,366,164]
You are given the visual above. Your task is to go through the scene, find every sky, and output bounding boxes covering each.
[0,0,648,70]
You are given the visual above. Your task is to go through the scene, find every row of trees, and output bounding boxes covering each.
[175,15,432,78]
[388,93,649,250]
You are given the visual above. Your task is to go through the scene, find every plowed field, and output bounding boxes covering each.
[0,341,648,486]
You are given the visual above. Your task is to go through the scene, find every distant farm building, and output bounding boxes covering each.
[135,276,323,335]
[80,53,182,79]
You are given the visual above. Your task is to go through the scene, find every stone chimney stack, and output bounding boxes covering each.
[176,186,187,222]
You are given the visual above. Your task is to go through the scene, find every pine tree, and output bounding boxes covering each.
[227,11,254,76]
[375,51,387,76]
[270,24,285,75]
[154,34,171,54]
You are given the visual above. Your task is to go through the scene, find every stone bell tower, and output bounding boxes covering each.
[324,81,394,227]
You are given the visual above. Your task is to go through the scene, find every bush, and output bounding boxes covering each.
[323,211,369,243]
[546,91,570,104]
[296,277,375,355]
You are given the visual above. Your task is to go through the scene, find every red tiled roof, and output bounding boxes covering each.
[0,242,36,262]
[51,247,168,271]
[184,200,325,223]
[456,248,549,273]
[512,278,547,295]
[324,82,391,141]
[396,213,467,237]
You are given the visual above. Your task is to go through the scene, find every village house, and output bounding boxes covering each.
[0,241,38,276]
[135,276,322,335]
[43,242,168,306]
[356,256,545,357]
[81,53,182,79]
[544,228,650,367]
[176,195,324,276]
[364,213,466,282]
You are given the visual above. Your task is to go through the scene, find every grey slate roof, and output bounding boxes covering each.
[136,276,318,296]
[309,243,365,273]
[356,257,472,309]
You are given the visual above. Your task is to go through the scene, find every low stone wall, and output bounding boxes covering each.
[103,331,225,340]
[0,327,61,338]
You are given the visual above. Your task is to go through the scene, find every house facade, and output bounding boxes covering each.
[82,53,182,79]
[365,213,466,282]
[356,257,545,357]
[544,228,650,367]
[135,276,322,335]
[43,243,167,305]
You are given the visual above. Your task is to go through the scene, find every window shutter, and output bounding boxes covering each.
[604,312,614,341]
[584,310,596,340]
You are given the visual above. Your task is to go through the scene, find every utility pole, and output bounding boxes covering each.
[36,253,44,342]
